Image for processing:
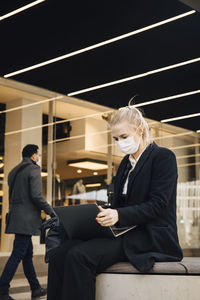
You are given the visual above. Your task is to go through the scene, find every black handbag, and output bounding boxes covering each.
[41,217,67,263]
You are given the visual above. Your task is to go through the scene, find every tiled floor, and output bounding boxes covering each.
[9,275,47,300]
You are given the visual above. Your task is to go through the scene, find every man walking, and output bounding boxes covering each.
[0,144,56,300]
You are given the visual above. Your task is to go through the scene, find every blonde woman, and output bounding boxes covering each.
[47,105,183,300]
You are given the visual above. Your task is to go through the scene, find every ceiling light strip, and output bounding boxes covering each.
[4,110,113,136]
[0,95,63,114]
[161,112,200,123]
[4,107,199,138]
[3,91,199,137]
[153,131,194,140]
[178,162,200,168]
[49,129,111,144]
[170,143,200,150]
[4,122,54,136]
[0,0,45,21]
[64,142,200,152]
[3,10,195,78]
[49,129,195,144]
[0,87,198,116]
[134,90,200,108]
[176,153,200,160]
[67,57,200,96]
[148,121,160,126]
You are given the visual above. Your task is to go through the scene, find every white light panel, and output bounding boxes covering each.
[68,161,108,170]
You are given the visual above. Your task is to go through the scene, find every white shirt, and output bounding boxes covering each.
[122,149,145,195]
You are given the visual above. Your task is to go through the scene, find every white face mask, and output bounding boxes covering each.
[116,136,140,155]
[36,157,41,167]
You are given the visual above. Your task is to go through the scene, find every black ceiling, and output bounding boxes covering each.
[0,0,200,131]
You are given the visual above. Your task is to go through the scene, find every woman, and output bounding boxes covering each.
[47,105,183,300]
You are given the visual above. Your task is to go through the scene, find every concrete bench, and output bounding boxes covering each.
[96,258,200,300]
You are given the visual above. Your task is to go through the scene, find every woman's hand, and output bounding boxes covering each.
[96,206,119,227]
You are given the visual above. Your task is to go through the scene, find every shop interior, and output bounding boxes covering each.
[0,78,199,253]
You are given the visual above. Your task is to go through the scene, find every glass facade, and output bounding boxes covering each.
[0,81,199,255]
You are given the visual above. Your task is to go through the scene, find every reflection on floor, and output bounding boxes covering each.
[10,275,47,300]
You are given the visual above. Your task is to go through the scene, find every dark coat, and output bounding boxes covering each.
[112,142,183,272]
[6,157,54,236]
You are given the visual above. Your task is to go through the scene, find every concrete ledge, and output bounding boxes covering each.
[178,257,200,274]
[103,257,200,275]
[96,258,200,300]
[103,261,186,274]
[96,274,200,300]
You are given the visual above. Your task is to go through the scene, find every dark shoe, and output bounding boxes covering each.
[0,294,15,300]
[31,288,47,299]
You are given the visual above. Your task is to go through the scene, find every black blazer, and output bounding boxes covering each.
[112,142,183,272]
[6,157,54,236]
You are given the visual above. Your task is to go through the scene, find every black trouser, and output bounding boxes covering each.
[47,237,127,300]
[0,234,40,294]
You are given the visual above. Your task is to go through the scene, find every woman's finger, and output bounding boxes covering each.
[96,215,112,222]
[99,220,114,226]
[97,212,107,218]
[97,218,113,226]
[98,206,104,212]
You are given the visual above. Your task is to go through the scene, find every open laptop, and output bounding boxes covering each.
[54,204,136,240]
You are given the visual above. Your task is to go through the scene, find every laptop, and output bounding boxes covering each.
[53,204,137,240]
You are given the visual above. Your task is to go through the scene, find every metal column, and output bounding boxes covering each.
[107,125,113,185]
[47,101,54,205]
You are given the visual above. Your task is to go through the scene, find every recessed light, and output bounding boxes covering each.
[0,159,4,169]
[67,159,108,170]
[85,183,101,188]
[41,172,48,177]
[77,169,82,174]
[93,172,98,175]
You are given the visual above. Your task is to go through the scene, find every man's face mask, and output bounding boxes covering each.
[36,156,41,167]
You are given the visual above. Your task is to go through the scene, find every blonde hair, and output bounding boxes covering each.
[109,100,152,146]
